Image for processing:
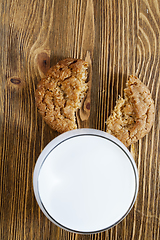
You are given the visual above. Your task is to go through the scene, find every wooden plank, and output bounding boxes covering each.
[0,0,159,239]
[132,1,160,240]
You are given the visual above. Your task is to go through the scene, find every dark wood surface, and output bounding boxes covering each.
[0,0,159,239]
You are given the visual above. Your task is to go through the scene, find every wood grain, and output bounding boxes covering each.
[0,0,159,239]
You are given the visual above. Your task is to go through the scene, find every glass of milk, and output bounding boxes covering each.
[33,128,139,234]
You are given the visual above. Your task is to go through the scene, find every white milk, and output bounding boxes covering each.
[35,130,138,233]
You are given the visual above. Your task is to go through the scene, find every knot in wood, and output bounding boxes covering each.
[37,52,50,75]
[86,102,90,110]
[10,77,21,85]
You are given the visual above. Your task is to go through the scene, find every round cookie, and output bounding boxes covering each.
[35,58,88,133]
[106,75,155,147]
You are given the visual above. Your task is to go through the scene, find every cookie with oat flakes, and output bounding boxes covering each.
[106,75,155,147]
[35,58,88,133]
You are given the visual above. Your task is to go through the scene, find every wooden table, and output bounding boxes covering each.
[0,0,159,239]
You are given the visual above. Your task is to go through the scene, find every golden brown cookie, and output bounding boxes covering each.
[106,75,155,147]
[35,58,88,133]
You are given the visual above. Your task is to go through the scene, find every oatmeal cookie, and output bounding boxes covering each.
[35,58,88,133]
[106,75,155,147]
